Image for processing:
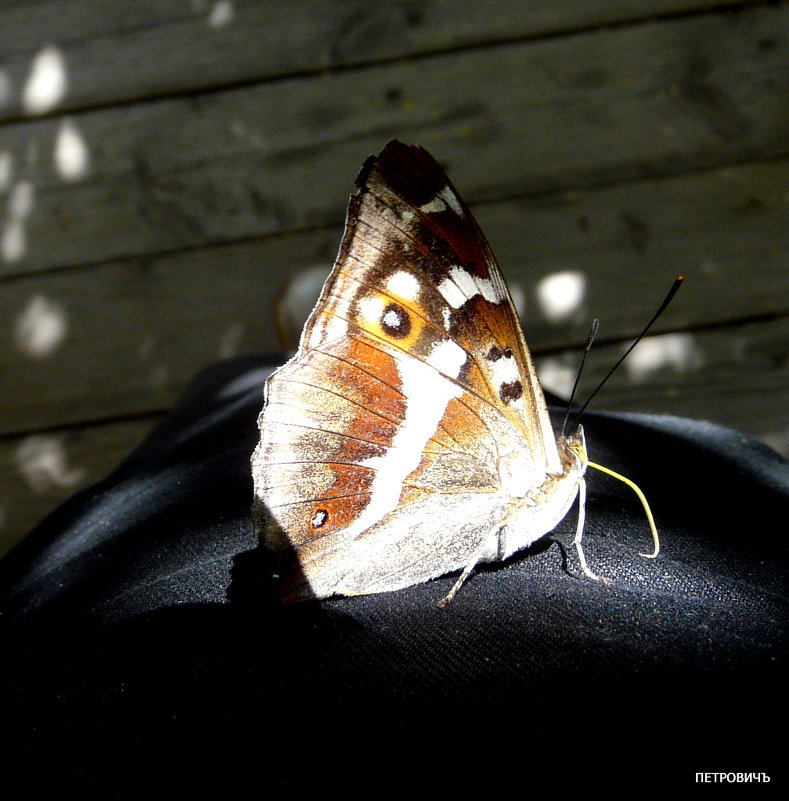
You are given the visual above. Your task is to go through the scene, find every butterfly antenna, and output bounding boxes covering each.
[577,276,684,417]
[561,319,599,437]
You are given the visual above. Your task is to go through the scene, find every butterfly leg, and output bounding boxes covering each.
[573,478,611,585]
[437,529,500,607]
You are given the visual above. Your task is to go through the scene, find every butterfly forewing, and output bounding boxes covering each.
[303,142,558,470]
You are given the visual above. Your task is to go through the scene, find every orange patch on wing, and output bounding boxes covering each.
[295,341,408,542]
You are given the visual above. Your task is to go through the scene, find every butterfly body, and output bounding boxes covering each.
[252,141,588,602]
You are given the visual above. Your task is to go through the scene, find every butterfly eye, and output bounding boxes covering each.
[566,440,587,465]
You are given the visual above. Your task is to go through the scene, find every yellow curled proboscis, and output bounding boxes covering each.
[587,461,660,559]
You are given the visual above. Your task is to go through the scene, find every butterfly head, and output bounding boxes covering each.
[559,424,587,475]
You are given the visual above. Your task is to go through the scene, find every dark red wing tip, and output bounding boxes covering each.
[355,140,417,190]
[356,140,451,207]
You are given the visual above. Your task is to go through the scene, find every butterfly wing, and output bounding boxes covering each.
[303,141,561,474]
[252,141,572,601]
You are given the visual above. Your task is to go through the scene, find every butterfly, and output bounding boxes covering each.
[251,140,647,604]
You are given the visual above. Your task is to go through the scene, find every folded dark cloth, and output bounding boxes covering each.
[1,356,785,793]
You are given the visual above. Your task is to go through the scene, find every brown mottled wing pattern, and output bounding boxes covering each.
[252,140,564,600]
[303,142,559,473]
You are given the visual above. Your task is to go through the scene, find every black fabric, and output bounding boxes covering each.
[1,355,786,794]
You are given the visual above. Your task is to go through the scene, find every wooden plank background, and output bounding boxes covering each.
[0,0,787,554]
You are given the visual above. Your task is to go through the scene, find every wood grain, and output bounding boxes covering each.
[0,0,786,556]
[0,0,760,122]
[2,158,785,434]
[0,6,785,277]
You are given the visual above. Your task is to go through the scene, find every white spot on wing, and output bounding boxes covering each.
[488,351,520,388]
[439,186,464,217]
[321,314,347,343]
[359,294,385,325]
[419,184,464,217]
[450,267,480,304]
[419,196,446,214]
[382,307,404,332]
[437,276,467,309]
[426,338,467,377]
[311,509,328,528]
[438,265,502,309]
[386,270,419,301]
